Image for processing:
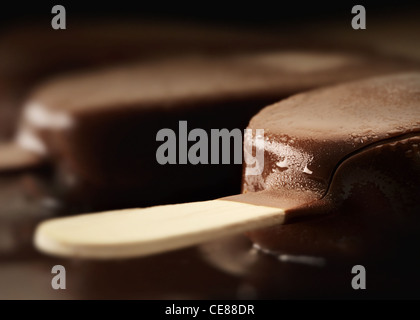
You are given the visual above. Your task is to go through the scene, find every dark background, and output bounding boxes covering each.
[1,1,419,27]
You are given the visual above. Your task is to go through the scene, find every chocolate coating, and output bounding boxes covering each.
[244,73,420,260]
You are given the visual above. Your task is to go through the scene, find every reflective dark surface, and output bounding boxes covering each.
[1,171,419,299]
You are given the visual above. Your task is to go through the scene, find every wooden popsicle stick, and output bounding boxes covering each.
[34,198,285,259]
[0,142,45,171]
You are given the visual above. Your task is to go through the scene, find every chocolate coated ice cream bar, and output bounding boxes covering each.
[34,72,420,260]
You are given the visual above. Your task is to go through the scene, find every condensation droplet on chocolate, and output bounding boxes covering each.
[276,158,288,169]
[303,164,313,175]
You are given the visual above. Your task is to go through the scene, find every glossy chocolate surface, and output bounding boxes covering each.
[244,73,420,260]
